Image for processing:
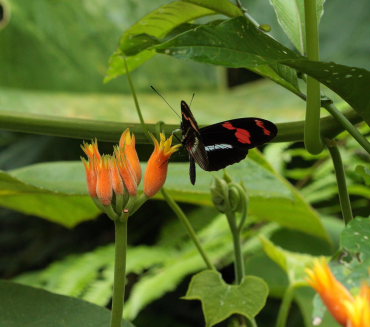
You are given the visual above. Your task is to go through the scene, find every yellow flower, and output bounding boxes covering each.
[306,258,353,326]
[144,133,181,197]
[345,284,370,327]
[119,128,142,184]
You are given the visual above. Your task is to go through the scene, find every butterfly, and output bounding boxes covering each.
[180,100,278,185]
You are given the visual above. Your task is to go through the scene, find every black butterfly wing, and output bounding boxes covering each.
[181,101,210,173]
[199,118,278,171]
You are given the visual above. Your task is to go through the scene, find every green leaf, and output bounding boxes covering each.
[260,237,316,284]
[269,0,325,53]
[282,60,370,125]
[0,280,134,327]
[155,17,301,95]
[183,270,268,327]
[183,0,242,17]
[0,169,99,227]
[8,152,328,239]
[355,165,370,186]
[105,1,216,82]
[340,216,370,261]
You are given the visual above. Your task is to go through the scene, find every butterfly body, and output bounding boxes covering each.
[180,100,278,184]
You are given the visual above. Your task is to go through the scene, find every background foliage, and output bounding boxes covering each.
[0,0,369,326]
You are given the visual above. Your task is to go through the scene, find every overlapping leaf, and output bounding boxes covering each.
[154,16,370,124]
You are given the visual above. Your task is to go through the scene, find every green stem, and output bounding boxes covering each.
[110,211,129,327]
[0,109,362,144]
[123,57,151,142]
[276,285,295,327]
[304,0,324,154]
[324,103,370,155]
[225,209,245,284]
[325,139,353,225]
[161,188,215,270]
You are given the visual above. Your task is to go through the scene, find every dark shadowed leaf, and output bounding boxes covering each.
[155,17,301,95]
[0,280,134,327]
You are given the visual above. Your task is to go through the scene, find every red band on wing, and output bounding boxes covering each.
[255,119,271,136]
[222,122,251,144]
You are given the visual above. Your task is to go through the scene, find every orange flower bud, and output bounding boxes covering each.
[115,146,138,196]
[109,157,124,195]
[82,158,97,198]
[144,133,181,197]
[119,128,142,184]
[306,258,354,326]
[81,139,101,160]
[96,156,113,205]
[345,284,370,327]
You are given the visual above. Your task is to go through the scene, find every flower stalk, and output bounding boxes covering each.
[110,210,129,327]
[325,139,353,225]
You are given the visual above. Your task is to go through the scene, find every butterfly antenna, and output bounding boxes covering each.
[150,86,181,119]
[189,92,195,107]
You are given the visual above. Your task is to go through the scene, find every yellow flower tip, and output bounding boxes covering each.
[344,286,370,327]
[96,155,113,206]
[143,133,179,197]
[81,139,101,160]
[119,128,135,148]
[306,258,354,326]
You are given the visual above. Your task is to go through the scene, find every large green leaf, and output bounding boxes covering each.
[7,152,328,239]
[0,170,99,227]
[155,16,370,125]
[0,280,134,327]
[155,17,301,95]
[0,0,217,92]
[269,0,325,53]
[105,1,216,82]
[183,271,268,327]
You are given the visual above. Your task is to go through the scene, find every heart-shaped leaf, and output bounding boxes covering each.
[183,270,268,327]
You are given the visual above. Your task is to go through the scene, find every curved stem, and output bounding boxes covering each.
[325,139,353,225]
[161,188,215,270]
[304,0,324,154]
[324,103,370,155]
[110,211,129,327]
[276,285,295,327]
[225,209,245,284]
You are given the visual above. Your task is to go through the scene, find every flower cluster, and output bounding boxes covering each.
[306,258,370,327]
[81,129,180,216]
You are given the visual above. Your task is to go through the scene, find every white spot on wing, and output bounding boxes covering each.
[205,144,233,152]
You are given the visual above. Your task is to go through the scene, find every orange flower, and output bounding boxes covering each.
[345,284,370,327]
[119,129,142,184]
[114,146,138,196]
[144,133,180,197]
[96,155,113,206]
[109,157,124,196]
[82,157,97,198]
[306,258,354,326]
